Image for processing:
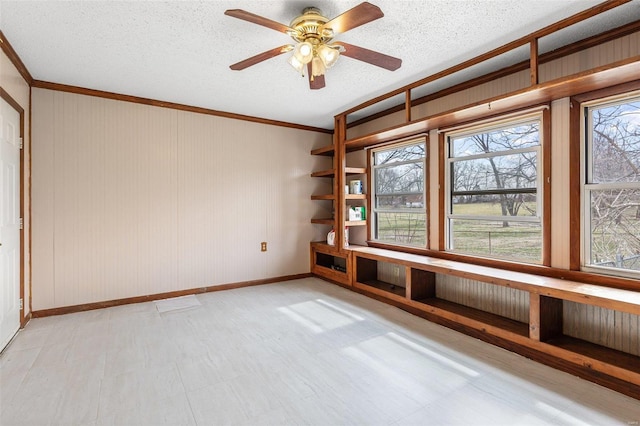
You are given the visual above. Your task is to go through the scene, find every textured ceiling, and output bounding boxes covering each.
[1,1,639,130]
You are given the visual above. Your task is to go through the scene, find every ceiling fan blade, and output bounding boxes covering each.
[321,2,384,34]
[230,45,294,70]
[307,63,326,90]
[225,9,294,34]
[334,42,402,71]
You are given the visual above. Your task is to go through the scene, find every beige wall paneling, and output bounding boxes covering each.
[348,30,640,146]
[412,71,531,120]
[540,31,640,83]
[1,50,31,315]
[377,261,406,288]
[346,110,405,141]
[31,88,330,310]
[563,302,640,357]
[31,89,55,310]
[436,274,530,323]
[550,98,571,269]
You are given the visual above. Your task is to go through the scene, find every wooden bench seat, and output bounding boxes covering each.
[350,246,640,315]
[336,245,640,398]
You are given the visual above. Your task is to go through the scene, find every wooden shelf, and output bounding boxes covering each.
[357,279,406,297]
[345,194,367,200]
[345,220,367,227]
[346,167,367,175]
[311,218,335,225]
[311,167,366,178]
[546,335,640,376]
[416,298,530,338]
[311,169,336,178]
[311,194,335,200]
[311,144,335,156]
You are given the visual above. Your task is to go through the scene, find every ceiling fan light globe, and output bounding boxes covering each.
[293,41,313,64]
[318,44,340,68]
[311,56,326,77]
[288,55,305,75]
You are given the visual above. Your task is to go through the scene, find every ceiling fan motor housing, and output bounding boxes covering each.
[289,7,334,44]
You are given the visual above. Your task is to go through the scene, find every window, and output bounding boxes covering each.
[445,113,543,263]
[583,93,640,278]
[371,140,426,247]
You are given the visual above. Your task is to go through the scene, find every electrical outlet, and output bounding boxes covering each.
[393,266,400,278]
[261,242,267,252]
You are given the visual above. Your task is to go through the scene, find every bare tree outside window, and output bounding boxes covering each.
[586,98,640,274]
[447,116,542,262]
[372,142,426,246]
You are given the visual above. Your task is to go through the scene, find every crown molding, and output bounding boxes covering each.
[31,80,333,134]
[0,31,33,85]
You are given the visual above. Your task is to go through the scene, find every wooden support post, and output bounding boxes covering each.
[334,115,346,251]
[530,293,563,341]
[405,89,412,122]
[530,38,539,85]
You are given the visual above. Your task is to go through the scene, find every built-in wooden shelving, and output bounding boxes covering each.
[342,246,640,398]
[310,218,335,225]
[310,144,335,156]
[345,194,367,200]
[310,194,335,201]
[310,169,335,178]
[311,167,367,178]
[345,220,366,227]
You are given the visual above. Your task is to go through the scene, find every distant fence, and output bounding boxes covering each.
[595,254,640,271]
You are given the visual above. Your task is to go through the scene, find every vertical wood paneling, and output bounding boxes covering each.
[540,32,640,82]
[349,31,639,141]
[31,89,330,309]
[435,274,529,323]
[564,302,640,356]
[69,95,106,304]
[100,99,139,300]
[31,89,55,310]
[135,104,178,296]
[377,261,406,287]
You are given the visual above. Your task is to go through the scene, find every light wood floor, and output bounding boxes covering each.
[1,278,638,425]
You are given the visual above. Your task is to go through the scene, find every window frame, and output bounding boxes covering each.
[444,110,546,264]
[370,137,428,248]
[580,90,640,280]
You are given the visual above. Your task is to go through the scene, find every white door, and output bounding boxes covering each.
[0,97,21,352]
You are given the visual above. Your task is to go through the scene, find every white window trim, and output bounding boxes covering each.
[444,111,544,262]
[580,90,640,279]
[370,138,427,247]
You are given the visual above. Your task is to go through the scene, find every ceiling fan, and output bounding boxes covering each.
[224,2,402,90]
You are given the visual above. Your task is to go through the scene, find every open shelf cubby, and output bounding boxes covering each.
[310,242,352,287]
[354,256,406,298]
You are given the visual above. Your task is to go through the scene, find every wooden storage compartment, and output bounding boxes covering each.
[354,256,406,298]
[411,269,530,338]
[310,242,351,286]
[545,335,640,378]
[316,252,347,272]
[541,298,640,381]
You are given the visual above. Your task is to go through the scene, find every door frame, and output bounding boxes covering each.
[0,87,26,327]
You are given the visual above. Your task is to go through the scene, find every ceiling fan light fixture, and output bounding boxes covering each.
[293,41,313,64]
[288,55,305,75]
[317,44,340,68]
[311,55,326,78]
